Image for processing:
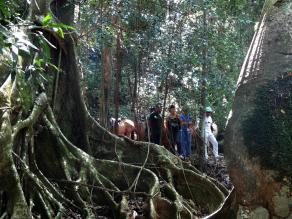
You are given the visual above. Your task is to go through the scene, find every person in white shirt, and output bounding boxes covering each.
[204,106,219,160]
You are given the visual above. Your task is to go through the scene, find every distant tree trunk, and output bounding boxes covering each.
[225,1,292,218]
[160,38,173,144]
[131,54,140,122]
[198,4,208,166]
[100,47,112,128]
[160,0,174,145]
[113,0,123,134]
[160,77,169,145]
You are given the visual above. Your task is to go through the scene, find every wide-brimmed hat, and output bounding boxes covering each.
[205,106,213,112]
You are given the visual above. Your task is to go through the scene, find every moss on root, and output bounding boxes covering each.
[86,117,227,218]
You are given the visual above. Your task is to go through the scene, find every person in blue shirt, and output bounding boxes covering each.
[179,106,192,161]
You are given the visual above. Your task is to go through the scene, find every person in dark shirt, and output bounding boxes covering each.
[149,104,162,144]
[166,105,181,154]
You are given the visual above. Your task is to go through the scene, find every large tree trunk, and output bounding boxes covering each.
[50,0,90,152]
[225,1,292,218]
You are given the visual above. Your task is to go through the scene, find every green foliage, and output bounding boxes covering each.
[0,0,16,20]
[41,14,52,26]
[243,75,292,178]
[41,13,75,39]
[0,6,60,107]
[77,0,264,127]
[0,0,28,22]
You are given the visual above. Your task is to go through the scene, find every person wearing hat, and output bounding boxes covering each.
[148,104,163,144]
[204,106,219,160]
[179,106,192,161]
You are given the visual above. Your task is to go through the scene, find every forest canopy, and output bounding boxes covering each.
[77,0,264,129]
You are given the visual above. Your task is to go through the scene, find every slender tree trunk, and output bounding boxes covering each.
[160,0,174,144]
[100,47,112,128]
[161,73,169,121]
[160,77,169,144]
[198,4,208,165]
[160,40,172,144]
[113,0,123,134]
[131,53,140,122]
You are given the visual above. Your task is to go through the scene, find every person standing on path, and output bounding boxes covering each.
[179,107,192,161]
[166,105,181,154]
[204,106,219,160]
[148,104,163,145]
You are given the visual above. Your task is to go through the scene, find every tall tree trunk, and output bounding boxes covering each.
[131,54,140,122]
[113,0,123,134]
[160,0,174,144]
[160,77,169,145]
[100,47,112,128]
[225,1,292,218]
[51,0,90,152]
[198,4,208,166]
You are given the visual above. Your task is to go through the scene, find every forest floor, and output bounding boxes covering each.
[203,156,233,191]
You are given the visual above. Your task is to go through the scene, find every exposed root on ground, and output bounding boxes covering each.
[0,75,229,219]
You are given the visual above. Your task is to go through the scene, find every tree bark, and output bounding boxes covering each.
[225,1,292,218]
[131,53,140,122]
[198,3,209,166]
[50,0,90,152]
[100,47,112,128]
[113,0,123,134]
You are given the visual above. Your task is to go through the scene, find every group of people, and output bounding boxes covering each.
[148,104,219,161]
